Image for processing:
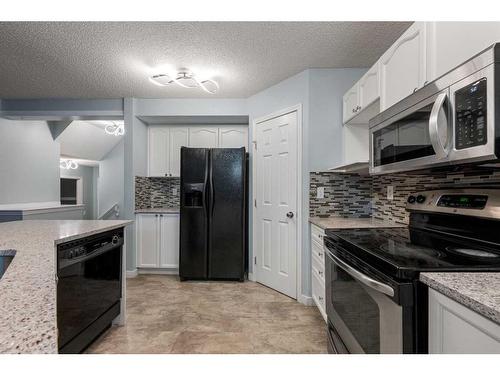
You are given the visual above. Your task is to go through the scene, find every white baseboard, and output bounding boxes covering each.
[298,294,314,306]
[247,272,256,281]
[126,269,138,278]
[138,268,179,275]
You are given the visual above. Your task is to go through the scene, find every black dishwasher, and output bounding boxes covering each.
[57,228,123,354]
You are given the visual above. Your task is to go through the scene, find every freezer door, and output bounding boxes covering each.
[179,147,209,280]
[208,148,246,280]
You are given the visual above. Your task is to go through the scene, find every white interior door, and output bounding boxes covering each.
[254,111,298,299]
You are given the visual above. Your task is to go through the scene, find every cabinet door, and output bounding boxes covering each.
[429,289,500,353]
[359,62,380,109]
[136,214,159,268]
[189,127,219,148]
[168,127,189,177]
[148,127,169,177]
[342,84,359,123]
[427,21,500,81]
[218,126,248,149]
[380,22,427,111]
[159,214,180,269]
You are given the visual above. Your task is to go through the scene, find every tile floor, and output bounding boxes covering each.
[86,275,327,354]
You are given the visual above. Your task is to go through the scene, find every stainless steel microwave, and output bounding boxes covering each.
[369,43,500,174]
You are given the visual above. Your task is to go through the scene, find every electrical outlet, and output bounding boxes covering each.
[387,185,394,200]
[317,186,325,199]
[172,188,178,196]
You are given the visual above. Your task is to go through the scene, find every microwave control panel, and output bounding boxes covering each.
[455,78,487,150]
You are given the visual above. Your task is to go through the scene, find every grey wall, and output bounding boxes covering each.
[0,118,60,205]
[98,140,124,219]
[61,165,98,219]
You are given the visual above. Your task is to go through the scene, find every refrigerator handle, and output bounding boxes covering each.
[203,150,209,216]
[210,152,215,217]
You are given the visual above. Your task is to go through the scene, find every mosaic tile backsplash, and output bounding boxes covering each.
[310,169,500,225]
[135,176,180,209]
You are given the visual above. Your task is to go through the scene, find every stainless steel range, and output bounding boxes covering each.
[324,189,500,354]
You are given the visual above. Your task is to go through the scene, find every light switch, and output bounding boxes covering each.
[317,186,325,199]
[387,186,394,200]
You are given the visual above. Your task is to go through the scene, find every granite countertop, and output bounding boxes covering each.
[0,219,132,354]
[420,272,500,324]
[135,207,179,214]
[309,216,406,230]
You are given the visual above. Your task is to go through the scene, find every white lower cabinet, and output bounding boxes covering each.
[310,224,327,323]
[429,289,500,353]
[136,213,179,272]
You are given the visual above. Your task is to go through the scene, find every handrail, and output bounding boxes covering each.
[98,203,119,220]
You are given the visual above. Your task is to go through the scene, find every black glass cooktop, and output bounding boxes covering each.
[325,227,500,280]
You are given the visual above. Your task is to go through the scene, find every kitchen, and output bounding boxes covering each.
[1,8,500,372]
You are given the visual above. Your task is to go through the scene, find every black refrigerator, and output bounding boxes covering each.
[179,147,247,281]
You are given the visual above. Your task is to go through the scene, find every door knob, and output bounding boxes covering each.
[286,212,294,218]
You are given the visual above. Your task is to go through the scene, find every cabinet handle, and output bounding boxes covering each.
[318,296,324,301]
[155,214,158,217]
[318,234,323,239]
[318,270,324,276]
[352,108,356,113]
[318,252,323,258]
[165,173,168,177]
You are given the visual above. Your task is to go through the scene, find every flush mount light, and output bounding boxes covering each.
[104,121,125,136]
[149,71,219,94]
[60,159,79,170]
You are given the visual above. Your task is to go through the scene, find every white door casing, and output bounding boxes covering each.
[254,110,298,299]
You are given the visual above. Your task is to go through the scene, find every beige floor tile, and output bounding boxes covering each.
[86,275,327,354]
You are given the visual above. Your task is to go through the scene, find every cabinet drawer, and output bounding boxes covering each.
[311,240,325,266]
[311,224,325,246]
[312,271,326,322]
[312,253,325,285]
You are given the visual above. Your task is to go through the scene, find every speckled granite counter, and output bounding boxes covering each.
[309,216,406,230]
[0,220,132,353]
[420,272,500,324]
[135,207,179,214]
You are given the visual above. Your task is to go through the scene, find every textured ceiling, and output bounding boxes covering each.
[0,22,411,99]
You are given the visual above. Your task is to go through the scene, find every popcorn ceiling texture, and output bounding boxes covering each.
[310,169,500,225]
[135,176,180,209]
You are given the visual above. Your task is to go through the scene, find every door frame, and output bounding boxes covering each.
[251,103,303,301]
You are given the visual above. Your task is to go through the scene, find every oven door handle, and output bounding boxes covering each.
[326,251,395,297]
[429,91,449,159]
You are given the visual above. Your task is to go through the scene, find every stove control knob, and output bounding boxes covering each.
[407,195,416,204]
[416,195,426,204]
[68,250,75,259]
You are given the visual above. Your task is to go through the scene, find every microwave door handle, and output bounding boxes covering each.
[429,91,449,159]
[326,251,395,297]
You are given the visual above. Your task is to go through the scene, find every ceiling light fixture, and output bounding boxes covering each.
[60,159,79,170]
[149,71,219,94]
[104,121,125,136]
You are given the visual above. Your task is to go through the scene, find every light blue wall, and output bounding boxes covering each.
[0,118,60,205]
[98,140,125,220]
[308,68,367,171]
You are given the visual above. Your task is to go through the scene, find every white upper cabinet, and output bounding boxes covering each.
[358,62,380,109]
[168,127,189,177]
[218,126,248,149]
[189,127,219,148]
[380,22,428,111]
[427,22,500,81]
[342,84,359,124]
[148,127,169,177]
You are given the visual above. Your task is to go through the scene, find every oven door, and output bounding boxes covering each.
[370,88,452,174]
[325,250,404,354]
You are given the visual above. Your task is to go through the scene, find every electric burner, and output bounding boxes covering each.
[446,247,500,259]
